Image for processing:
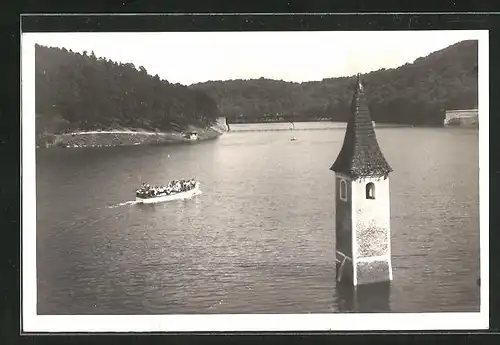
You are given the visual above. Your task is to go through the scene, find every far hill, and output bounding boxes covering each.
[35,44,219,136]
[191,40,478,126]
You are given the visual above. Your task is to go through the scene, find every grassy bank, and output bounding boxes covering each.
[36,126,224,149]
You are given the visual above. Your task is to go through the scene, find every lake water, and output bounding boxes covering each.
[36,125,480,314]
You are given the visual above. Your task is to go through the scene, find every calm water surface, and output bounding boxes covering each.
[36,125,480,314]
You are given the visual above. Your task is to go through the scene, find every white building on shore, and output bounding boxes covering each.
[444,109,478,127]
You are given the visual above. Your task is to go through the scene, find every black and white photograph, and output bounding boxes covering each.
[22,27,488,332]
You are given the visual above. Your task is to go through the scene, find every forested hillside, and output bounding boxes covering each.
[191,40,478,126]
[35,40,478,133]
[35,44,219,135]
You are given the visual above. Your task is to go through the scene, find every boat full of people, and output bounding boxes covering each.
[135,179,200,203]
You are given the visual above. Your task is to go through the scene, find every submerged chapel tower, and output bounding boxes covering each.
[331,74,393,286]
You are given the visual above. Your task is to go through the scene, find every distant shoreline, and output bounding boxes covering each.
[36,121,476,149]
[227,122,422,132]
[65,130,164,135]
[36,127,224,149]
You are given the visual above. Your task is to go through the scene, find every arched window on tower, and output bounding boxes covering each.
[339,179,347,201]
[366,182,375,199]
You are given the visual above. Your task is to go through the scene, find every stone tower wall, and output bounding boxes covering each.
[351,176,392,285]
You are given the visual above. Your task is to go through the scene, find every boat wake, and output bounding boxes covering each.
[189,189,203,198]
[107,200,139,209]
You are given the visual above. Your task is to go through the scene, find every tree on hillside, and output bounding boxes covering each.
[35,44,220,134]
[191,40,478,126]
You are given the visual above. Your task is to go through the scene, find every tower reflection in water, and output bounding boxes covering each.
[336,281,391,313]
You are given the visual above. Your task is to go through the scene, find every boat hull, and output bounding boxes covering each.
[136,184,201,204]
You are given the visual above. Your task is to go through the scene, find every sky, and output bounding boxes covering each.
[27,31,481,85]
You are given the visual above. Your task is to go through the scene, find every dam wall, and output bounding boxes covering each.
[444,109,478,127]
[215,117,229,132]
[225,121,403,132]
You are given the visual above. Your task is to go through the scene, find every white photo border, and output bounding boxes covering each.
[21,29,489,332]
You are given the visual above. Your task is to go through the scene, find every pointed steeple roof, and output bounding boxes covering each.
[330,74,392,178]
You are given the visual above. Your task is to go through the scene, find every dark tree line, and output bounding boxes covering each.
[191,40,478,126]
[35,44,219,135]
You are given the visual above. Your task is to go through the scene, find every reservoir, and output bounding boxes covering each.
[36,124,480,314]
